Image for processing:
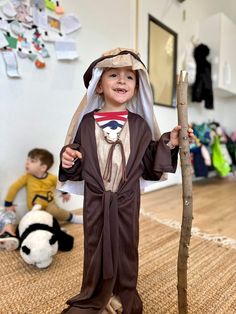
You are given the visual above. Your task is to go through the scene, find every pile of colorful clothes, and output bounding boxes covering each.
[190,122,236,177]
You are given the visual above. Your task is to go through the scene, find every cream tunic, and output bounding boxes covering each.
[95,120,130,192]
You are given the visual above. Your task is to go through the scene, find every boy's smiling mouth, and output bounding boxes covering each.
[114,88,127,93]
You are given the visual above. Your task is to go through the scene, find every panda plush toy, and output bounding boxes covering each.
[17,205,74,268]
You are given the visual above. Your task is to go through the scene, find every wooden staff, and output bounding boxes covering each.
[176,71,193,314]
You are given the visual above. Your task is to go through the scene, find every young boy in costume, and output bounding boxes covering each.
[5,148,83,225]
[58,48,193,314]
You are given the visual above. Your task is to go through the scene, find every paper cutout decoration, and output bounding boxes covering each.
[1,49,21,78]
[15,4,31,24]
[17,48,37,61]
[30,0,45,10]
[41,30,64,42]
[39,44,50,57]
[54,38,78,60]
[5,33,18,49]
[18,34,31,49]
[55,1,64,15]
[60,14,81,34]
[45,0,56,11]
[2,2,17,18]
[48,16,60,31]
[32,6,48,29]
[10,20,25,36]
[0,18,10,32]
[35,57,46,68]
[0,31,8,48]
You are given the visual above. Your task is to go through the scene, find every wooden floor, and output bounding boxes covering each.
[141,176,236,240]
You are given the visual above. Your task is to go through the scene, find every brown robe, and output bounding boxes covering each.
[59,111,178,314]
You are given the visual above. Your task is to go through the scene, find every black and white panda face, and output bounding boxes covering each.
[20,230,58,268]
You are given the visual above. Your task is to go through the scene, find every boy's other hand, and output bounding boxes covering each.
[61,193,71,202]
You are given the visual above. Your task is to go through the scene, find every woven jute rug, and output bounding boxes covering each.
[0,214,236,314]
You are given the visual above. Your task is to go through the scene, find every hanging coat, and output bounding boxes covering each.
[59,110,178,314]
[192,44,214,109]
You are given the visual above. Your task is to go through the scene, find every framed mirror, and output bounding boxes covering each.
[148,15,177,108]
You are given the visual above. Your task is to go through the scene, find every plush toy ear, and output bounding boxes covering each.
[52,217,74,251]
[22,245,31,255]
[49,234,57,245]
[15,226,19,238]
[57,231,74,251]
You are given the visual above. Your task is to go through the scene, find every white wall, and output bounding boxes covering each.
[1,0,236,210]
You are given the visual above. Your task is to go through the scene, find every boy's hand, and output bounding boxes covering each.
[62,147,82,169]
[61,193,71,202]
[5,205,16,212]
[170,126,194,147]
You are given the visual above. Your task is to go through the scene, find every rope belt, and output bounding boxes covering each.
[103,137,127,183]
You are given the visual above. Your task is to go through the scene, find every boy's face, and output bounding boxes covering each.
[96,67,137,108]
[25,157,47,176]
